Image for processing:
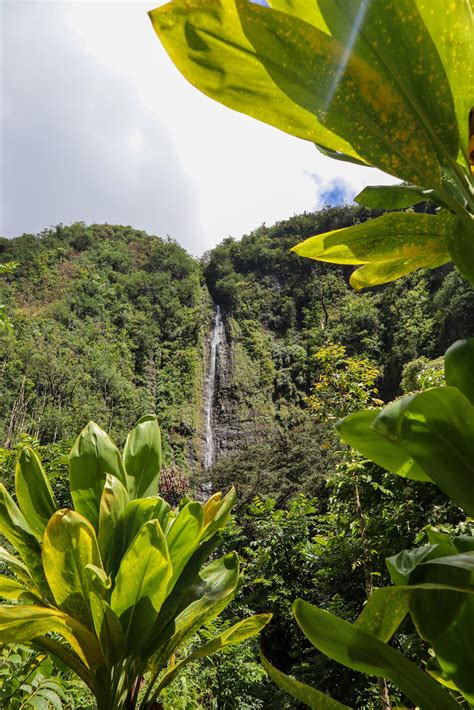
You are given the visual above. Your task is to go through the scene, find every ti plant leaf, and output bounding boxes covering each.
[15,446,57,540]
[123,414,161,499]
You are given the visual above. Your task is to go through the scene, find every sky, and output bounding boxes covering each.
[1,0,397,256]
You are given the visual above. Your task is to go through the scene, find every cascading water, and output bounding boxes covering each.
[204,305,225,469]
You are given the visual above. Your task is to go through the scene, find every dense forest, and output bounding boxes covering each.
[1,207,473,707]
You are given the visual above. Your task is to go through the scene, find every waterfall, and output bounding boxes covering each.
[204,305,224,469]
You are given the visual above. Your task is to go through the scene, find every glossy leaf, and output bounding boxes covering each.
[106,496,170,577]
[0,605,103,670]
[349,252,450,290]
[149,0,360,159]
[166,501,204,591]
[356,587,410,642]
[201,486,236,540]
[445,338,474,404]
[0,484,47,595]
[123,414,161,499]
[445,213,474,285]
[42,509,102,629]
[336,409,429,481]
[69,421,127,530]
[355,185,430,210]
[157,614,272,693]
[373,387,474,516]
[0,546,31,585]
[234,0,452,186]
[291,212,449,267]
[15,446,57,540]
[0,576,41,603]
[260,652,351,709]
[98,473,129,561]
[89,594,126,667]
[293,599,462,710]
[111,520,172,654]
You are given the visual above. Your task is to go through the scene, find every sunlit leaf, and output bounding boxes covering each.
[15,447,57,540]
[445,338,474,405]
[123,414,161,499]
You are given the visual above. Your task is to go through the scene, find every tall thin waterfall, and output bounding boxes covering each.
[204,306,224,469]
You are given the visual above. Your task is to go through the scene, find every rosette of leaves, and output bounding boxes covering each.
[149,0,473,289]
[0,414,270,709]
[260,338,474,709]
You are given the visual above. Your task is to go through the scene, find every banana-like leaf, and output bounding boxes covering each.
[0,484,48,596]
[314,142,369,167]
[123,414,161,499]
[293,599,462,710]
[336,409,430,482]
[89,593,126,667]
[372,387,474,516]
[0,546,32,585]
[146,552,241,673]
[414,0,473,159]
[291,211,450,268]
[106,496,171,578]
[111,520,172,654]
[145,532,224,655]
[15,446,57,540]
[69,421,127,530]
[0,576,41,603]
[42,509,102,630]
[355,185,430,210]
[445,339,474,405]
[260,652,351,709]
[356,587,410,642]
[268,0,330,33]
[157,614,272,693]
[98,473,129,561]
[349,252,450,290]
[313,0,459,171]
[0,605,103,670]
[234,0,454,187]
[149,0,360,159]
[166,501,204,592]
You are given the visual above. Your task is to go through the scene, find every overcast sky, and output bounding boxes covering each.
[1,1,396,255]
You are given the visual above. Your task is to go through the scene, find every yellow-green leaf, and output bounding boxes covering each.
[42,509,102,629]
[123,414,162,499]
[15,446,57,540]
[149,0,360,160]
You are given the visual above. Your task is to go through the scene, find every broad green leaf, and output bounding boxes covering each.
[356,587,410,642]
[260,652,351,709]
[349,252,450,290]
[373,387,474,516]
[414,0,473,158]
[15,447,57,540]
[157,614,272,693]
[0,484,48,596]
[98,473,129,561]
[314,142,369,167]
[423,551,474,572]
[336,410,430,481]
[387,544,439,585]
[0,605,103,670]
[106,496,170,577]
[446,213,474,285]
[146,532,224,653]
[234,0,450,186]
[293,599,462,710]
[146,552,241,671]
[314,0,459,171]
[445,338,474,404]
[268,0,330,33]
[111,520,172,654]
[355,185,430,210]
[291,212,449,267]
[0,576,41,603]
[166,501,204,591]
[42,509,102,629]
[123,414,161,499]
[0,546,32,586]
[149,0,360,159]
[69,421,127,530]
[89,594,126,667]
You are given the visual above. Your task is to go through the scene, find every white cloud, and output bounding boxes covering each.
[1,1,397,254]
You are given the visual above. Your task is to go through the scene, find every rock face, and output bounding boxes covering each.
[202,306,275,469]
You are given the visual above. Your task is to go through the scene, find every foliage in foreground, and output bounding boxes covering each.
[150,0,473,290]
[262,338,474,709]
[0,415,270,709]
